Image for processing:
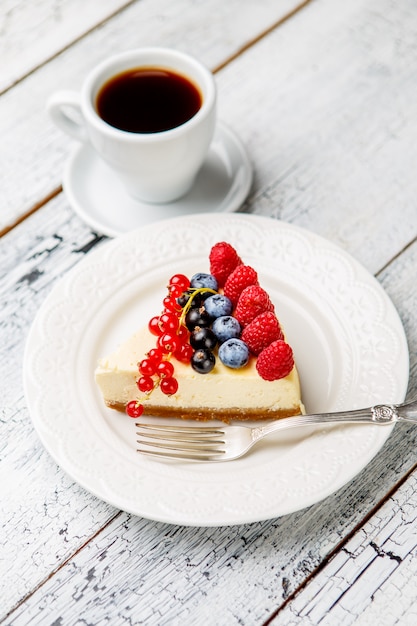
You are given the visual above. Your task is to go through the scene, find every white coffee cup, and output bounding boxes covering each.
[47,48,217,203]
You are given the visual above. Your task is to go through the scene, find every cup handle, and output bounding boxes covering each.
[47,91,88,142]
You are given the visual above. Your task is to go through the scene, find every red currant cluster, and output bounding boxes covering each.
[126,274,193,418]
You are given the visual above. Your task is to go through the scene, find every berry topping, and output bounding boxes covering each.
[157,332,181,354]
[148,315,161,336]
[218,338,249,369]
[190,272,218,291]
[147,347,164,363]
[178,288,216,311]
[190,327,218,350]
[192,290,214,308]
[162,295,182,313]
[185,307,212,330]
[158,312,179,333]
[256,340,294,381]
[127,273,193,411]
[126,400,144,418]
[160,377,179,395]
[191,348,216,374]
[169,274,190,291]
[211,315,241,344]
[137,375,154,393]
[175,342,194,362]
[126,240,298,417]
[156,360,175,378]
[209,242,242,287]
[177,325,190,343]
[176,290,193,308]
[139,358,156,376]
[241,311,284,355]
[223,265,259,305]
[234,285,275,327]
[204,294,233,319]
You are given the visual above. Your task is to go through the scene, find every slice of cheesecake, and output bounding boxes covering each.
[95,325,304,421]
[95,241,305,421]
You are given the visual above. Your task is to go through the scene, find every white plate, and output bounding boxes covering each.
[23,214,409,526]
[63,121,252,237]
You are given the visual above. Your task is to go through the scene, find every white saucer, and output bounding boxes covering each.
[63,122,252,237]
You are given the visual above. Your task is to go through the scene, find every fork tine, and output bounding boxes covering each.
[136,422,227,461]
[136,422,224,435]
[137,437,224,451]
[136,423,225,445]
[137,431,225,445]
[137,447,224,461]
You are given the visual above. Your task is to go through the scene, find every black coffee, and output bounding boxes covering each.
[96,67,202,133]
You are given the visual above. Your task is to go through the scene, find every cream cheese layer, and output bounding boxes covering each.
[95,326,303,417]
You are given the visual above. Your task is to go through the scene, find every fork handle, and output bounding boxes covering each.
[257,400,417,438]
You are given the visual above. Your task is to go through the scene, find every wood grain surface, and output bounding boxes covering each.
[0,0,133,93]
[2,0,417,624]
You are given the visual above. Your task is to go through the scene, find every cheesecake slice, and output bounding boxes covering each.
[95,325,304,421]
[95,241,304,421]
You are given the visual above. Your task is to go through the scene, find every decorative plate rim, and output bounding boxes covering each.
[23,213,409,526]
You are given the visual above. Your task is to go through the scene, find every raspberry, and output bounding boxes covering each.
[234,285,274,327]
[241,311,284,355]
[209,242,242,287]
[256,340,294,381]
[223,265,258,305]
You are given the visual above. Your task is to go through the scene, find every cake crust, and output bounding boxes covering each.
[103,399,303,421]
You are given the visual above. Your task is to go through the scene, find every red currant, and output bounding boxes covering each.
[175,342,194,362]
[139,358,156,376]
[169,284,185,299]
[148,316,162,336]
[157,332,180,354]
[163,295,181,314]
[159,312,179,333]
[160,377,179,395]
[126,401,144,418]
[176,325,189,343]
[169,274,190,291]
[137,376,154,393]
[156,361,175,378]
[147,348,164,363]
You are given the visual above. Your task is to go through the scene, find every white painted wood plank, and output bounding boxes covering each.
[0,197,117,617]
[2,194,417,624]
[270,471,417,625]
[0,0,131,93]
[215,0,417,274]
[0,0,302,233]
[268,240,417,625]
[3,0,417,622]
[3,0,417,275]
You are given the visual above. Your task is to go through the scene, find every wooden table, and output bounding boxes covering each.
[2,0,417,623]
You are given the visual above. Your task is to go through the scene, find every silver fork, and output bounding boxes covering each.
[136,400,417,462]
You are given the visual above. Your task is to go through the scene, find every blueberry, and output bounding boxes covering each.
[191,348,216,374]
[204,294,233,319]
[219,339,249,369]
[190,272,218,291]
[211,316,241,344]
[190,327,217,350]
